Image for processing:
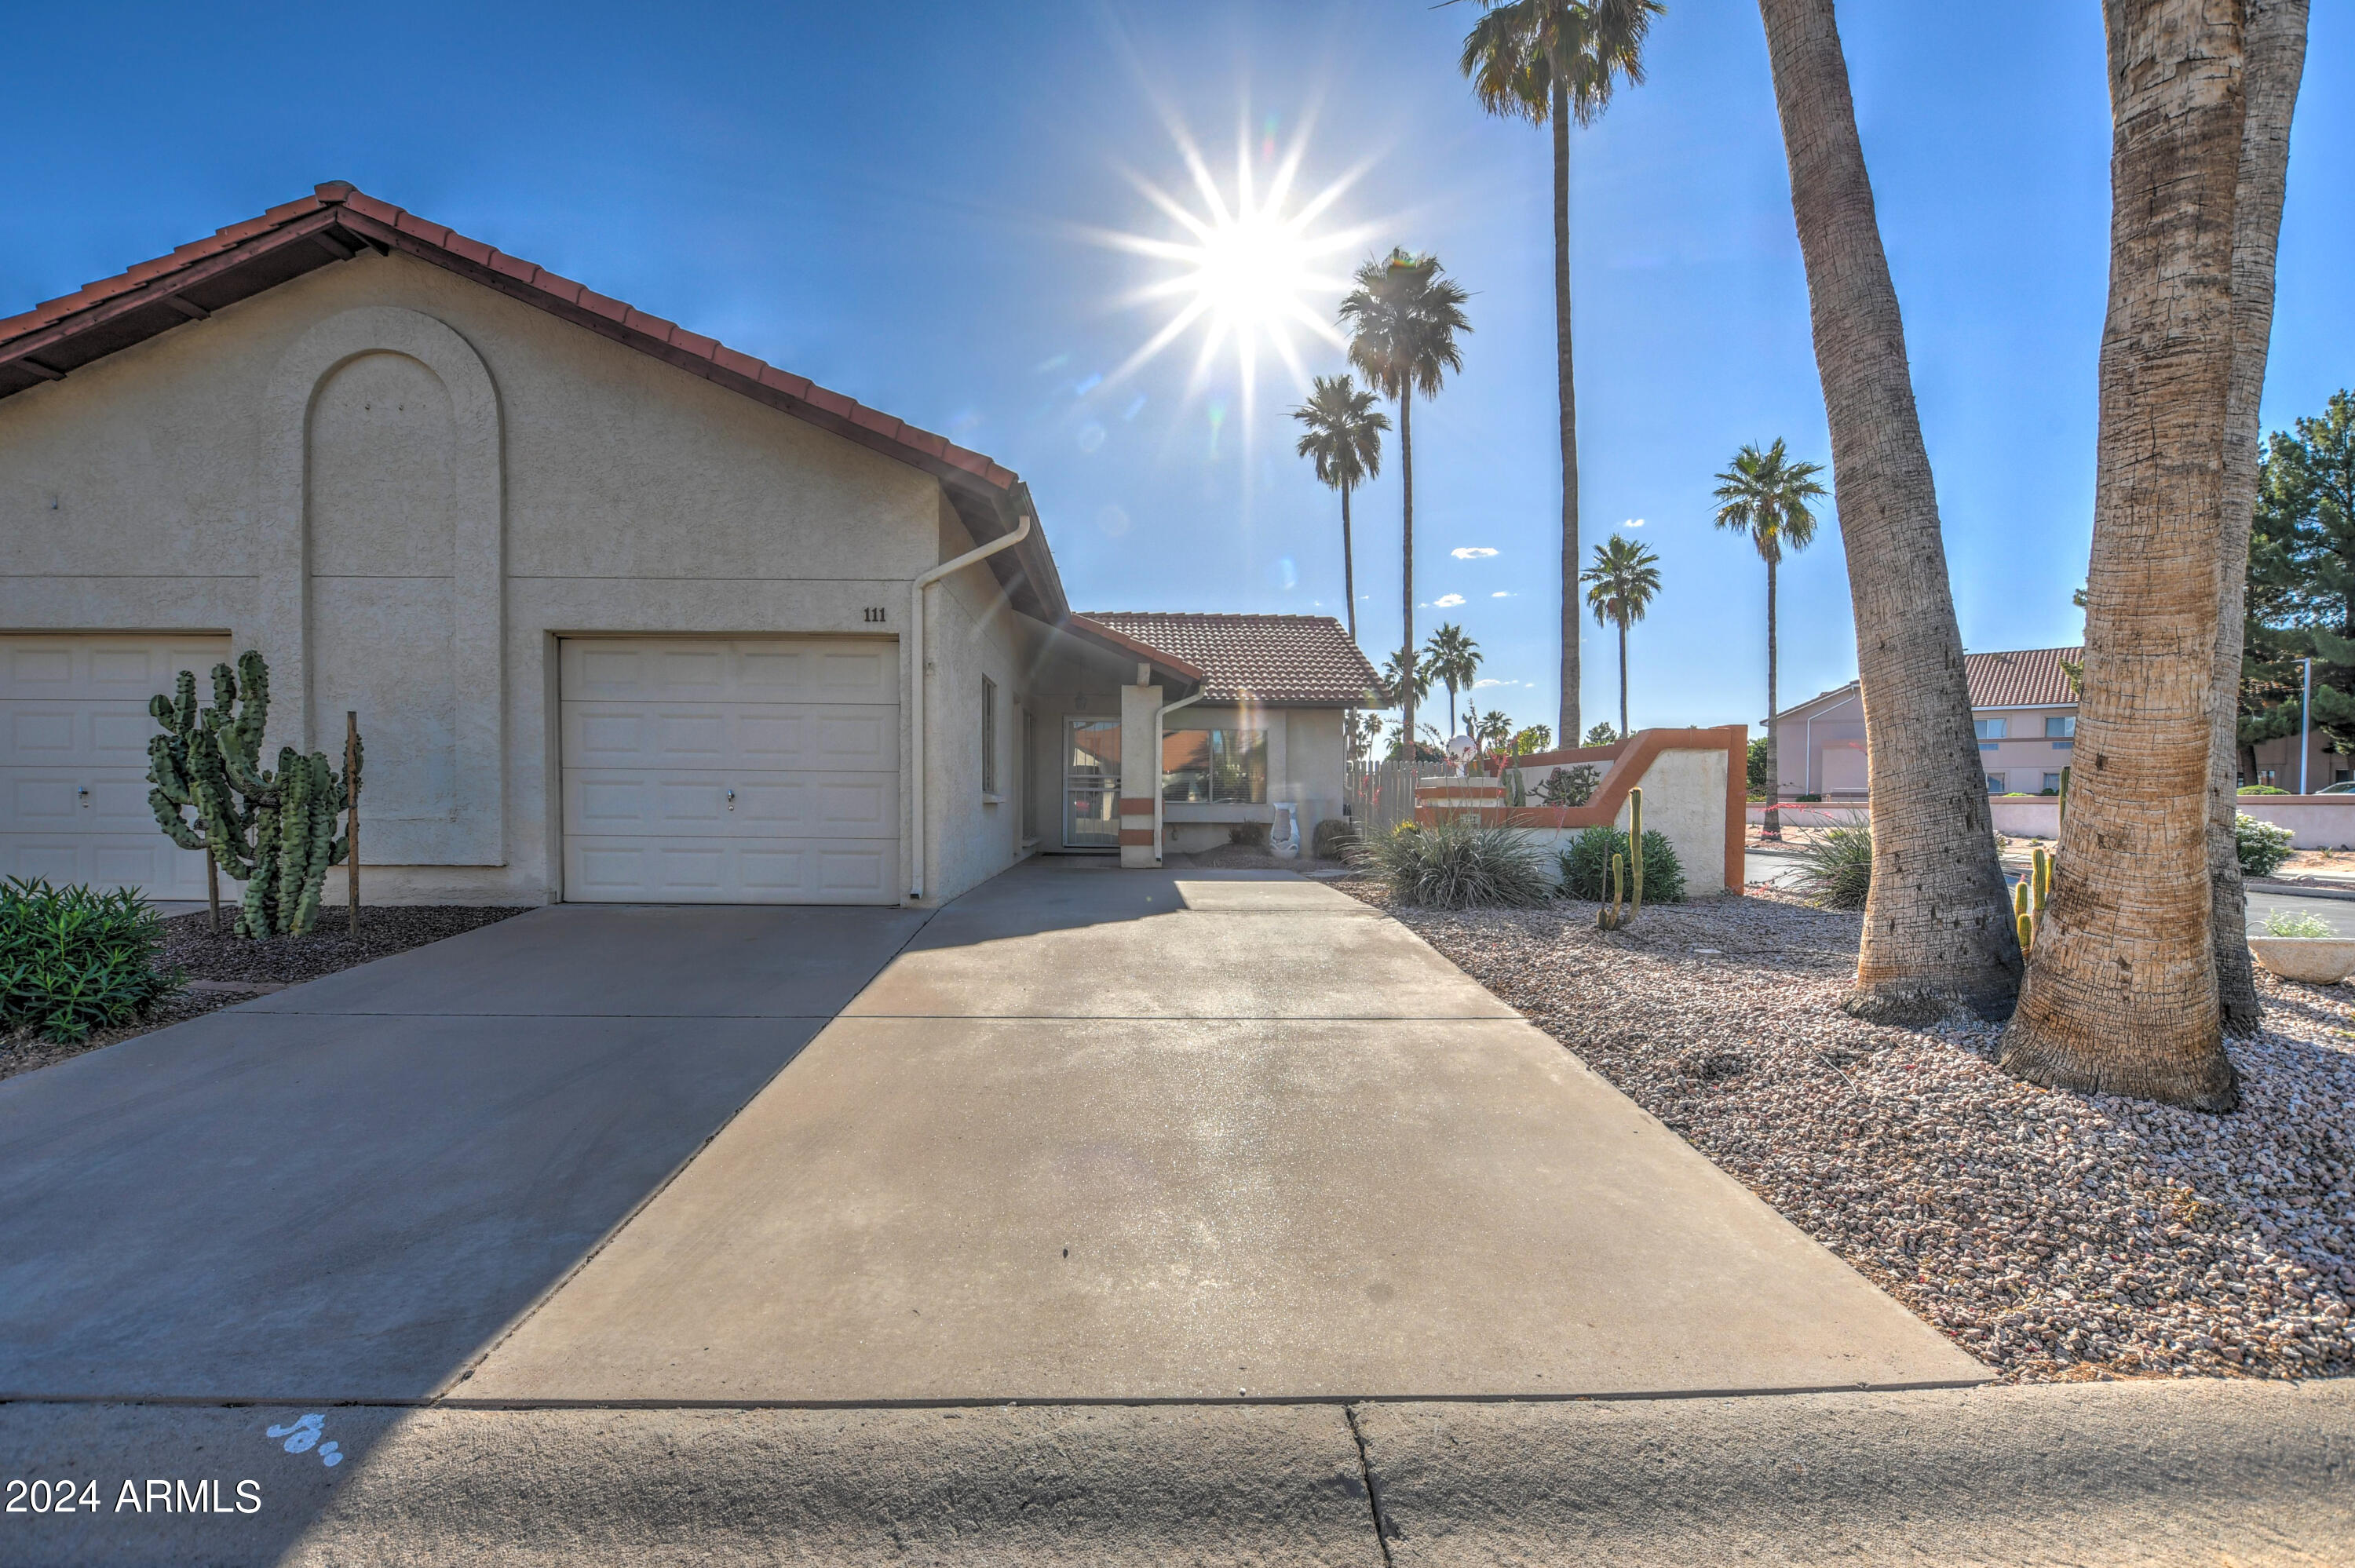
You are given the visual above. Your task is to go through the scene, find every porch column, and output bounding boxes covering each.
[1119,675,1159,869]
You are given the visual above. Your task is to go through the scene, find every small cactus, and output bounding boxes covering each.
[146,651,360,938]
[2017,908,2035,954]
[1598,850,1627,932]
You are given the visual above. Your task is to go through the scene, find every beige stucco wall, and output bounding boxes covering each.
[0,248,1028,905]
[1507,742,1732,897]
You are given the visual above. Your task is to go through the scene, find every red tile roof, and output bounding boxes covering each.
[0,182,1064,618]
[1965,646,2083,709]
[1776,645,2083,721]
[1077,613,1378,706]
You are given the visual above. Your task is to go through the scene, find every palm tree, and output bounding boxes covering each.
[1375,646,1433,731]
[1477,708,1514,754]
[2000,0,2255,1111]
[1291,374,1389,645]
[1757,0,2019,1020]
[1422,622,1483,736]
[1341,249,1472,764]
[1580,533,1661,737]
[1712,439,1824,843]
[2203,0,2310,1034]
[1458,0,1664,757]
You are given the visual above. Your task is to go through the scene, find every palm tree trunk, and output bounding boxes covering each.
[1617,620,1630,737]
[1764,552,1781,841]
[1400,388,1417,762]
[1342,480,1358,645]
[2001,0,2246,1110]
[2207,0,2308,1034]
[1758,0,2019,1017]
[1553,78,1582,753]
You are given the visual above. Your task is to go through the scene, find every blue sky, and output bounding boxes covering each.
[5,2,2348,738]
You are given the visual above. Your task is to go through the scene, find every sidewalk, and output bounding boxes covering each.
[6,1380,2346,1564]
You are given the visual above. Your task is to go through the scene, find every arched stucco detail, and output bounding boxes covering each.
[258,306,504,864]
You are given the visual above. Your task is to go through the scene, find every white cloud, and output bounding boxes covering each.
[1492,591,1513,598]
[1433,593,1466,607]
[1623,518,1646,528]
[1473,678,1516,688]
[1451,546,1499,560]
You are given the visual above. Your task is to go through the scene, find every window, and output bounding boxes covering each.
[2259,768,2278,786]
[2043,772,2063,794]
[1974,718,2007,741]
[1985,771,2006,794]
[1161,727,1269,804]
[2045,715,2076,738]
[980,676,998,797]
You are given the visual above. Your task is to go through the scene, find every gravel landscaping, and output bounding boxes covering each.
[1,904,530,1085]
[1341,879,2355,1384]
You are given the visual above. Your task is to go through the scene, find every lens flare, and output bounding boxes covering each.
[1086,113,1378,428]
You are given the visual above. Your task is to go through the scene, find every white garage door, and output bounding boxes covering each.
[560,637,900,904]
[1,634,229,900]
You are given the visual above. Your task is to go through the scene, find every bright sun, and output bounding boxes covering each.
[1093,120,1375,407]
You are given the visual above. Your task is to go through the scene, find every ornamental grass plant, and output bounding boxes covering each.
[1794,821,1875,910]
[1359,815,1554,910]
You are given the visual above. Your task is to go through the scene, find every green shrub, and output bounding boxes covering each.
[1359,817,1554,909]
[1795,793,1824,803]
[1794,822,1874,910]
[1559,826,1686,903]
[2236,814,2295,878]
[1310,816,1359,861]
[1228,820,1272,848]
[0,878,183,1045]
[2239,784,2288,795]
[2262,908,2334,939]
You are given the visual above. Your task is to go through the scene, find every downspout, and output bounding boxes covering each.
[908,514,1033,901]
[1152,688,1209,866]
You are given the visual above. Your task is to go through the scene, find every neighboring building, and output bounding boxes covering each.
[1773,647,2081,798]
[1772,643,2355,797]
[1075,613,1370,855]
[0,184,1374,906]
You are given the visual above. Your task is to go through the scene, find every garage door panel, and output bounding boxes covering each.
[561,703,897,771]
[560,639,897,706]
[0,833,206,899]
[563,770,895,838]
[0,635,224,899]
[563,836,895,903]
[559,636,899,905]
[0,636,225,700]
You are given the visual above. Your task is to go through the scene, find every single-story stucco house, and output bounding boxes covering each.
[0,184,1376,907]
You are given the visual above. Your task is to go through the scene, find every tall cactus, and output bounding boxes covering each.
[146,651,361,938]
[1628,786,1645,921]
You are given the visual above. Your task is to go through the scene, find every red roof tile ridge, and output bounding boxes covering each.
[0,182,1016,494]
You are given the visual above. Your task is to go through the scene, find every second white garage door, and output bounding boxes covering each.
[2,634,228,900]
[560,637,900,904]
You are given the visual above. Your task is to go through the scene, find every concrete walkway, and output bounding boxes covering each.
[0,904,927,1402]
[459,859,1981,1402]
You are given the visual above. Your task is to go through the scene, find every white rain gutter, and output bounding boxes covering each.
[908,514,1032,900]
[1151,687,1210,866]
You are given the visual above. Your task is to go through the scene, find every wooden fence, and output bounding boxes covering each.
[1345,760,1432,837]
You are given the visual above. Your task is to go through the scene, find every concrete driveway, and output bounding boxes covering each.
[460,859,1982,1402]
[0,904,926,1402]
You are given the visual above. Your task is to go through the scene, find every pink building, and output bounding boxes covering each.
[1771,644,2351,797]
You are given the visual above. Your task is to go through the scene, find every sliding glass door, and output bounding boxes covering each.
[1064,718,1121,849]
